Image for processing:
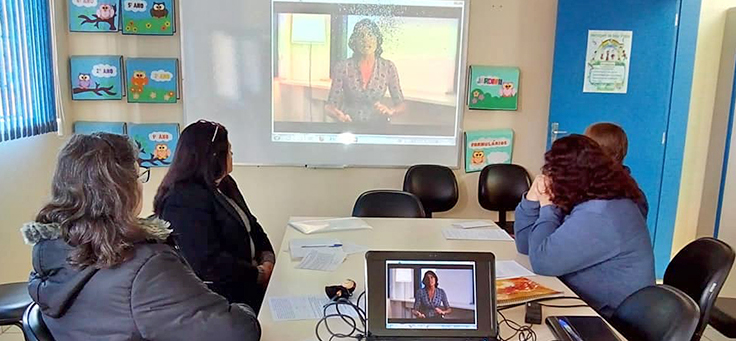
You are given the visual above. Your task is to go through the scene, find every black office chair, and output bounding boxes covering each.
[663,237,735,341]
[477,164,531,234]
[403,165,458,218]
[610,285,700,341]
[710,297,736,338]
[23,303,55,341]
[352,190,426,218]
[0,282,33,333]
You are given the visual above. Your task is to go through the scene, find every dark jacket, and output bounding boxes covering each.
[157,176,274,311]
[21,218,261,341]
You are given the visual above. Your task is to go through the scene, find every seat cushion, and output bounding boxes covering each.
[0,282,32,325]
[710,297,736,338]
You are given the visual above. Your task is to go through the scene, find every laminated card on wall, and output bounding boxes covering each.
[125,58,179,103]
[122,0,176,35]
[69,0,121,32]
[127,123,180,168]
[70,56,124,101]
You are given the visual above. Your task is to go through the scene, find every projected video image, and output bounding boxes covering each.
[272,0,465,145]
[385,261,477,330]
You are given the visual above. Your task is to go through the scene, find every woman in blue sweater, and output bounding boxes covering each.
[514,134,655,318]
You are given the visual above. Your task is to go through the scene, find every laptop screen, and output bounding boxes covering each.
[385,260,477,330]
[365,251,498,339]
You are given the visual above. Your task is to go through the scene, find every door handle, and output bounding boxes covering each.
[550,122,568,145]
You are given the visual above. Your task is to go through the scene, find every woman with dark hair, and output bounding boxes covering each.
[22,133,260,340]
[412,271,452,319]
[325,18,406,124]
[513,134,655,318]
[154,120,275,312]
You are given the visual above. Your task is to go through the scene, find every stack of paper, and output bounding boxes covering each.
[451,220,500,229]
[495,260,536,279]
[295,250,347,272]
[289,238,343,260]
[268,295,361,321]
[441,228,513,241]
[288,217,372,234]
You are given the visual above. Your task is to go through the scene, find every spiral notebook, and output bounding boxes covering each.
[496,277,562,306]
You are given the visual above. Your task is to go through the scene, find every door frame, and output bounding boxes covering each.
[651,0,702,276]
[714,57,736,238]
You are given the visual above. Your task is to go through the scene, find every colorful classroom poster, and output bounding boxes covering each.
[68,0,120,32]
[70,56,124,101]
[121,0,175,35]
[583,30,633,94]
[125,58,179,103]
[73,121,126,135]
[467,66,520,111]
[465,129,514,173]
[127,123,179,167]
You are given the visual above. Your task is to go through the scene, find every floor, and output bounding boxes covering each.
[0,322,732,340]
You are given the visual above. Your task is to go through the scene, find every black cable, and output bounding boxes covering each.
[497,310,536,341]
[498,296,584,311]
[537,303,589,309]
[315,292,368,341]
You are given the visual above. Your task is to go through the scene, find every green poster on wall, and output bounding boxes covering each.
[465,129,514,173]
[467,66,520,111]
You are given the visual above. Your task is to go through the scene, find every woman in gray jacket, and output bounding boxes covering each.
[21,133,261,341]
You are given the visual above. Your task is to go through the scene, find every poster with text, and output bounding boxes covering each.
[467,66,520,110]
[68,0,120,32]
[70,56,124,100]
[73,121,126,135]
[127,123,179,167]
[465,129,514,173]
[125,58,179,103]
[583,30,633,94]
[121,0,175,35]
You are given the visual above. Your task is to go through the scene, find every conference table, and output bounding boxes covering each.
[259,217,625,340]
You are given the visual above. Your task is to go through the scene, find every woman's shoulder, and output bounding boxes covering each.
[378,57,398,69]
[164,181,214,203]
[574,198,641,215]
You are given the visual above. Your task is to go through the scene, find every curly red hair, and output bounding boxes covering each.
[543,134,643,214]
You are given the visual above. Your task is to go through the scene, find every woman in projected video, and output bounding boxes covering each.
[325,19,406,124]
[412,271,452,319]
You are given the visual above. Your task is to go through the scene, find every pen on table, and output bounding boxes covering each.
[301,244,343,248]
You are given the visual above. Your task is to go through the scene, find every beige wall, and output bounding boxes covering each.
[2,0,558,281]
[673,1,736,256]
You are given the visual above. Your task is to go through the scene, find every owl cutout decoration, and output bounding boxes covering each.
[127,123,180,168]
[70,56,124,101]
[69,0,120,32]
[125,58,180,103]
[122,0,175,35]
[467,66,520,111]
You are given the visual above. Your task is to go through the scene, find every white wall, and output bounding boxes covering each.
[3,0,558,281]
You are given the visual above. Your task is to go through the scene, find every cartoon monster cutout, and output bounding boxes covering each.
[77,73,92,90]
[150,2,169,19]
[154,143,171,160]
[471,150,486,165]
[96,4,115,20]
[499,82,517,98]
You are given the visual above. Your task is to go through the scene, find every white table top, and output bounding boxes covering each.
[259,217,622,341]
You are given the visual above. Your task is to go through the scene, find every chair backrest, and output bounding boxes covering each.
[352,190,426,218]
[663,237,735,341]
[477,164,531,214]
[610,285,700,341]
[403,164,458,217]
[22,303,55,341]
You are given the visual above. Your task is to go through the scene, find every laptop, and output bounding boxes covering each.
[365,251,498,341]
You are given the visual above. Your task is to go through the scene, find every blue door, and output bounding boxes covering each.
[549,0,685,274]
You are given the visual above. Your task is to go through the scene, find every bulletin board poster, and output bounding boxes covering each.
[125,58,179,103]
[127,123,179,168]
[465,129,514,173]
[583,30,633,94]
[467,66,520,111]
[68,0,120,32]
[70,56,124,101]
[121,0,176,35]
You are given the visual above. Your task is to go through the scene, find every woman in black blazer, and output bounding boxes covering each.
[154,120,275,312]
